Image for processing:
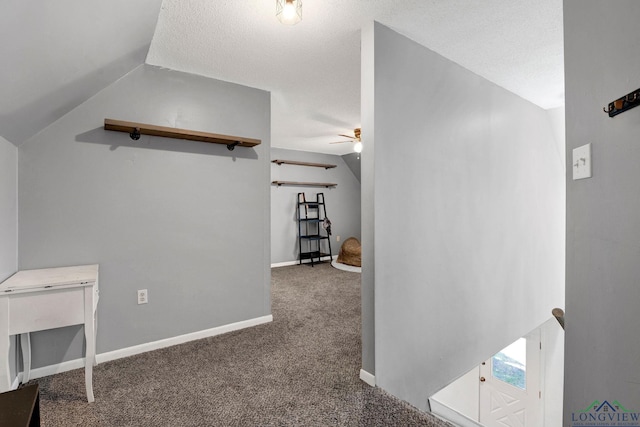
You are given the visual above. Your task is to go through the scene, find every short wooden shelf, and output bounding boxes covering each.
[300,234,330,240]
[272,159,336,169]
[300,251,331,260]
[272,181,337,188]
[104,119,261,149]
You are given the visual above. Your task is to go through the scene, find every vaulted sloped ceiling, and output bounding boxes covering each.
[147,0,564,155]
[0,0,163,145]
[3,0,564,154]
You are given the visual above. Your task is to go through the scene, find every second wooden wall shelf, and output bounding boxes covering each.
[104,119,261,151]
[272,181,337,188]
[272,159,336,169]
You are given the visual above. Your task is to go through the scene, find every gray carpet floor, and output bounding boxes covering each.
[27,263,451,426]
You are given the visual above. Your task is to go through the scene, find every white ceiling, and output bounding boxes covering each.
[2,1,564,154]
[147,0,564,155]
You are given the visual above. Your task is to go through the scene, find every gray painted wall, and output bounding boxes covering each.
[0,136,17,281]
[363,22,565,410]
[18,64,271,370]
[270,148,361,264]
[564,1,640,422]
[0,136,18,380]
[341,153,361,183]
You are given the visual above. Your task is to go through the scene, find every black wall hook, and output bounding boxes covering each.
[604,88,640,117]
[227,141,241,151]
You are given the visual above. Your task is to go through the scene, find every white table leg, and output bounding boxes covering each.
[20,333,31,383]
[84,286,95,403]
[93,308,98,367]
[93,283,99,367]
[0,298,11,392]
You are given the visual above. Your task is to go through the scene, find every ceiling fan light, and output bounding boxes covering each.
[354,141,363,153]
[276,0,302,25]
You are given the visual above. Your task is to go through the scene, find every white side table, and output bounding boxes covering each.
[0,264,99,402]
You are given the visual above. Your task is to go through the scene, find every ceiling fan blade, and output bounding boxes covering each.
[329,141,350,144]
[338,134,356,139]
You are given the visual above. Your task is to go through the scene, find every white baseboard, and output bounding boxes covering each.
[271,255,338,269]
[20,314,273,382]
[28,358,86,382]
[99,315,272,363]
[271,260,298,268]
[359,368,376,386]
[428,398,482,427]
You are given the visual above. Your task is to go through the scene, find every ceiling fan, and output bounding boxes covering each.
[330,128,362,153]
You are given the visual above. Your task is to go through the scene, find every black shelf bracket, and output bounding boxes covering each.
[129,127,141,140]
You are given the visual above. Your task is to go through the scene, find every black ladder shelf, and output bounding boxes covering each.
[297,192,332,266]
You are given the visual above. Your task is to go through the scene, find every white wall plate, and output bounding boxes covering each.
[572,143,592,180]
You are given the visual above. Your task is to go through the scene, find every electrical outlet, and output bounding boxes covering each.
[336,235,341,242]
[137,289,148,305]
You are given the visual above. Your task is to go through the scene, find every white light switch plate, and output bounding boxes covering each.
[572,143,592,180]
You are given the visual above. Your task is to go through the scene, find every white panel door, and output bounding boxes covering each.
[479,329,541,427]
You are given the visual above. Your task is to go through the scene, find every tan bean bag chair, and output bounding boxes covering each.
[337,237,361,267]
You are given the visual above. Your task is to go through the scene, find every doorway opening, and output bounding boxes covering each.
[429,318,564,427]
[479,330,541,426]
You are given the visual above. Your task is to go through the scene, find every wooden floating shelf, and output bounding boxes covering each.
[272,159,336,169]
[272,181,337,188]
[104,119,261,149]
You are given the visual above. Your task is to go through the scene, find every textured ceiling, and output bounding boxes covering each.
[3,1,564,153]
[147,0,564,155]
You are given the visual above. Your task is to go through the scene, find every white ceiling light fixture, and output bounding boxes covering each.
[276,0,302,25]
[353,141,363,153]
